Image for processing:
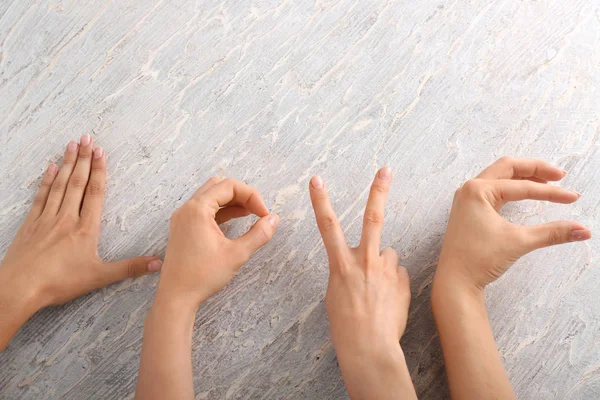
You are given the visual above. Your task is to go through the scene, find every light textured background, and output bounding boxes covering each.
[0,1,599,399]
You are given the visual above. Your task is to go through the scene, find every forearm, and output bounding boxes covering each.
[135,292,197,400]
[338,344,417,400]
[0,267,43,351]
[431,272,515,400]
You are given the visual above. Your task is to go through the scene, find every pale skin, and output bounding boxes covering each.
[308,167,418,400]
[432,157,592,400]
[135,177,280,400]
[1,149,591,399]
[0,135,163,351]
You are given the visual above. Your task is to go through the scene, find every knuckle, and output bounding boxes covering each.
[548,229,564,246]
[126,261,137,278]
[51,179,67,192]
[33,193,46,205]
[40,178,53,188]
[318,214,337,231]
[311,191,329,201]
[371,182,388,194]
[69,175,88,189]
[458,179,481,197]
[62,157,76,166]
[180,200,208,219]
[364,209,384,225]
[257,225,270,243]
[221,177,237,187]
[78,151,92,160]
[497,156,514,165]
[87,181,105,196]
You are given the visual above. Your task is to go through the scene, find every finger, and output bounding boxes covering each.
[80,147,106,231]
[309,176,348,259]
[215,206,251,224]
[476,157,566,181]
[192,176,224,199]
[44,140,79,215]
[521,221,592,252]
[489,180,580,208]
[380,247,399,265]
[360,167,392,253]
[233,214,279,264]
[203,178,269,217]
[98,256,163,287]
[60,134,94,217]
[26,164,58,222]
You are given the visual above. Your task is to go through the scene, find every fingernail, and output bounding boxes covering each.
[378,166,392,180]
[47,163,58,174]
[147,260,163,272]
[94,147,104,159]
[268,214,280,228]
[571,229,591,242]
[67,140,78,152]
[571,190,582,197]
[311,176,324,189]
[81,134,91,146]
[562,170,568,177]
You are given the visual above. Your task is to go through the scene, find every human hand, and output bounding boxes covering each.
[309,168,416,400]
[0,135,161,349]
[154,177,279,311]
[435,157,591,293]
[137,178,278,400]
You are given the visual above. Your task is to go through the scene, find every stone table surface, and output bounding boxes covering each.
[0,1,599,399]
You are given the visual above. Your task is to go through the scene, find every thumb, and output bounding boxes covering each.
[522,221,591,252]
[100,256,163,286]
[233,214,279,262]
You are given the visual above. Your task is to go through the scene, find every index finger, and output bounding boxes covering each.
[202,178,269,217]
[309,176,348,259]
[488,179,580,208]
[360,167,392,253]
[476,157,566,181]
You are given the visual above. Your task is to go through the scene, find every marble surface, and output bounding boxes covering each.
[1,1,599,399]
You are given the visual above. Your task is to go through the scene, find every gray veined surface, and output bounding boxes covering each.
[0,0,599,399]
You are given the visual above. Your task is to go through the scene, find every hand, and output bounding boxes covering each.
[436,157,591,292]
[0,135,161,350]
[154,177,280,310]
[136,178,279,400]
[309,167,416,400]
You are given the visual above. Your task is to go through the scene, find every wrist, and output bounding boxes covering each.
[0,263,46,313]
[0,264,45,350]
[338,344,415,400]
[432,258,484,301]
[431,269,486,323]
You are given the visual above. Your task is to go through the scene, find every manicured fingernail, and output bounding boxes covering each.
[47,163,58,174]
[311,176,324,189]
[80,134,91,146]
[378,166,392,180]
[571,229,591,242]
[268,214,280,228]
[147,260,163,272]
[94,147,104,159]
[67,140,78,152]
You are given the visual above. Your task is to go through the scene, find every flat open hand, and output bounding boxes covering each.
[0,135,162,309]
